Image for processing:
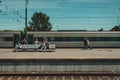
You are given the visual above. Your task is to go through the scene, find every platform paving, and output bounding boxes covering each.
[0,48,120,60]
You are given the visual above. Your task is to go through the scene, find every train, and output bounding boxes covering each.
[0,31,120,48]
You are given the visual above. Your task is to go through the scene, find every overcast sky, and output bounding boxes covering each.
[0,0,120,31]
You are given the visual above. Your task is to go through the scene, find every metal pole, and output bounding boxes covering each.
[25,0,28,30]
[23,0,28,44]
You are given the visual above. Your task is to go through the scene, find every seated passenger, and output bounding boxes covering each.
[18,42,22,48]
[35,38,38,45]
[35,38,39,48]
[15,42,22,49]
[45,41,49,49]
[15,43,19,49]
[41,41,46,51]
[22,38,27,44]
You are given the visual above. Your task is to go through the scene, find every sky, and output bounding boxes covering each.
[0,0,120,31]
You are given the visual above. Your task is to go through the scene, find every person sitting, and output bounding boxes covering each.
[15,42,21,49]
[14,42,22,52]
[18,42,22,48]
[22,38,27,44]
[41,41,46,51]
[45,41,49,49]
[35,38,38,45]
[35,38,38,49]
[15,43,19,49]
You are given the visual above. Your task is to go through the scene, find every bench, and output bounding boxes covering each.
[14,44,41,52]
[14,44,56,52]
[49,44,56,51]
[36,44,56,52]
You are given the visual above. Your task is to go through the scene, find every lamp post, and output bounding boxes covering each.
[24,0,28,40]
[21,0,28,43]
[25,0,28,30]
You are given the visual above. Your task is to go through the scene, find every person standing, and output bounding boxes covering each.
[83,37,92,50]
[83,37,87,49]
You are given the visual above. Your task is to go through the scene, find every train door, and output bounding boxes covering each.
[14,34,19,47]
[28,35,33,44]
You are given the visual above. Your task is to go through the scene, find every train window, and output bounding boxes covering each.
[88,37,120,41]
[37,37,52,42]
[97,37,105,41]
[4,37,13,41]
[37,37,43,41]
[106,37,120,41]
[88,37,97,41]
[50,38,55,41]
[49,37,55,41]
[1,38,4,41]
[37,37,52,41]
[55,37,63,41]
[37,37,120,42]
[47,37,50,41]
[54,37,84,41]
[71,37,83,41]
[63,37,71,41]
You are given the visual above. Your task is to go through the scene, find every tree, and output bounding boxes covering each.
[28,12,52,31]
[110,25,120,31]
[98,28,103,31]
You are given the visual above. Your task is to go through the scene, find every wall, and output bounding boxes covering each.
[0,59,120,72]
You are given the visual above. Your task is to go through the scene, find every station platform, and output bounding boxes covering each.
[0,48,120,72]
[0,48,120,60]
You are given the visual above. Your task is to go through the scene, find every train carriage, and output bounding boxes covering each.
[0,31,120,48]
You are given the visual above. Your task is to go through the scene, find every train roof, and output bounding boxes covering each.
[0,31,120,34]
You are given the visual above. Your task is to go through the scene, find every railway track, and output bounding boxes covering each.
[0,72,120,80]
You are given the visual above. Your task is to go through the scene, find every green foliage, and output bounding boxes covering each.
[110,25,120,31]
[98,28,103,31]
[27,12,52,31]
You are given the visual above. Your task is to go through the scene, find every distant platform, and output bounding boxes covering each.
[0,48,120,60]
